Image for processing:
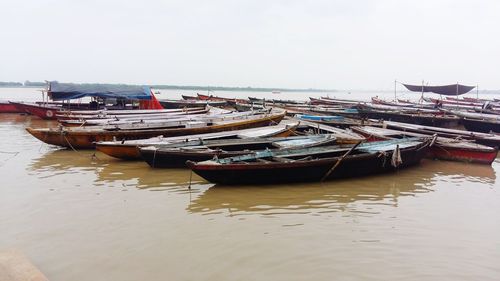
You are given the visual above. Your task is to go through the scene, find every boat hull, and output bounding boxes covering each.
[358,110,460,128]
[462,118,500,133]
[428,146,498,165]
[159,100,226,109]
[96,122,296,160]
[141,149,248,168]
[188,143,429,185]
[27,113,285,149]
[9,102,61,119]
[0,102,24,113]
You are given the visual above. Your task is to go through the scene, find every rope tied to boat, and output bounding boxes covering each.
[378,151,388,167]
[187,170,193,189]
[152,148,157,168]
[62,134,98,161]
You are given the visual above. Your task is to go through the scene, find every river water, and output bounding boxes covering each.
[0,88,499,281]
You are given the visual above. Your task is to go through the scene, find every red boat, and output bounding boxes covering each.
[9,102,61,119]
[0,100,24,113]
[351,126,498,165]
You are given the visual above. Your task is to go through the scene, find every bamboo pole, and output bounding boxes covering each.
[321,140,363,182]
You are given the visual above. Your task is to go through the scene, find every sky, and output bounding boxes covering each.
[1,0,499,90]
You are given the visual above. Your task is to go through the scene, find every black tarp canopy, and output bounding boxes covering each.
[402,83,475,96]
[47,82,152,101]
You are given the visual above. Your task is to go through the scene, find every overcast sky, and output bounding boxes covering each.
[1,0,499,89]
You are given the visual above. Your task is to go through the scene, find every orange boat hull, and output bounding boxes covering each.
[26,113,286,149]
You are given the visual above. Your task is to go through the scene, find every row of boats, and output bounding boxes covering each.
[2,83,499,185]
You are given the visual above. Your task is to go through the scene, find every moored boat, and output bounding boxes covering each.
[461,118,500,133]
[26,111,286,149]
[0,100,25,113]
[294,114,382,129]
[351,126,498,165]
[159,99,227,109]
[197,93,247,104]
[140,134,337,168]
[58,108,210,127]
[95,121,299,159]
[382,120,500,148]
[356,104,460,128]
[443,109,500,133]
[187,138,431,185]
[9,102,62,119]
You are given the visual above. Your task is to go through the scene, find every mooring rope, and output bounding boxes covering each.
[0,151,20,167]
[63,134,97,160]
[187,170,193,190]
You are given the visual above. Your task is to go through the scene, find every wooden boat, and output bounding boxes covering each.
[234,102,265,112]
[294,114,383,129]
[247,97,306,105]
[181,95,199,100]
[429,97,483,107]
[56,107,207,120]
[0,100,24,113]
[356,104,460,128]
[444,109,500,122]
[361,102,441,114]
[59,108,211,127]
[447,97,493,103]
[197,93,247,104]
[26,111,286,149]
[294,120,365,144]
[59,108,240,128]
[473,108,500,116]
[159,99,227,109]
[92,110,265,131]
[248,97,265,104]
[9,102,62,119]
[187,138,431,185]
[461,118,500,133]
[95,122,299,159]
[270,98,305,105]
[371,97,422,108]
[310,97,363,106]
[140,134,337,168]
[308,107,360,118]
[444,109,500,133]
[351,126,498,165]
[382,120,500,148]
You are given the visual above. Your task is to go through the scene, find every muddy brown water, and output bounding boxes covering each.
[1,90,500,280]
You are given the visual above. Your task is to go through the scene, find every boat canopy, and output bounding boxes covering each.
[402,83,475,96]
[47,81,153,101]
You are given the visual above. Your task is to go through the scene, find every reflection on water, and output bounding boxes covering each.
[0,112,56,128]
[188,160,496,216]
[3,94,500,281]
[28,149,205,193]
[28,146,496,217]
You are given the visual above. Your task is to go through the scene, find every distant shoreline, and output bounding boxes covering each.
[0,83,335,93]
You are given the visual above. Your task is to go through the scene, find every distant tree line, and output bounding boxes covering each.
[24,80,46,87]
[0,81,23,87]
[149,85,334,92]
[0,81,46,87]
[0,81,334,92]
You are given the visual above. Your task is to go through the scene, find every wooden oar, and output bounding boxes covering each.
[321,140,363,182]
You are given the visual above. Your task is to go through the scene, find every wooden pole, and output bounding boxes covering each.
[394,79,397,102]
[420,80,424,103]
[321,141,363,182]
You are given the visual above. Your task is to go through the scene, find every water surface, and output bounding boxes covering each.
[0,88,499,281]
